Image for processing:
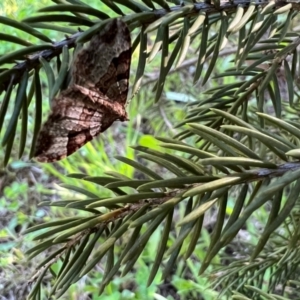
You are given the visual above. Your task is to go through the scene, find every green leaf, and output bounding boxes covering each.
[132,28,147,95]
[138,176,217,191]
[183,176,244,198]
[50,45,69,99]
[2,71,28,146]
[19,87,28,158]
[87,192,166,207]
[202,13,228,85]
[29,69,42,158]
[194,16,209,84]
[179,198,218,226]
[221,125,291,153]
[0,44,53,66]
[23,14,94,27]
[0,16,52,43]
[0,33,33,46]
[147,209,173,286]
[0,74,14,133]
[38,4,110,19]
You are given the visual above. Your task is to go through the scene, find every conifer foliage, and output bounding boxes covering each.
[1,0,300,299]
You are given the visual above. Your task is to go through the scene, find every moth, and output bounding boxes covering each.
[34,19,131,162]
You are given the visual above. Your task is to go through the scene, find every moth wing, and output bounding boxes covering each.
[34,87,116,162]
[34,19,131,162]
[72,19,131,106]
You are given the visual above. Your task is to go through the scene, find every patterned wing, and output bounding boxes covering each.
[34,87,117,162]
[34,19,131,162]
[72,19,131,106]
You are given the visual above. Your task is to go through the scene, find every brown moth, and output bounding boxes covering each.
[34,19,131,162]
